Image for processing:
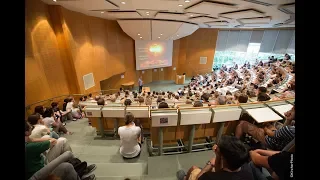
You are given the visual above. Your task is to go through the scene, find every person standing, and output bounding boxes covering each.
[138,76,143,93]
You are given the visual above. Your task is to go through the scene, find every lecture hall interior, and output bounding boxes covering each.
[25,0,295,179]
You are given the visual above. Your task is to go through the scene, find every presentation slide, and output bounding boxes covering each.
[135,40,173,70]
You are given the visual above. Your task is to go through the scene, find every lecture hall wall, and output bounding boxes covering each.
[25,0,219,105]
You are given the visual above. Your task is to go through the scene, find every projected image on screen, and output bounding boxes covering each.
[135,40,173,70]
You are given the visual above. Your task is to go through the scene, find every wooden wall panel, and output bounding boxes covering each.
[177,29,218,77]
[26,0,220,106]
[25,0,70,105]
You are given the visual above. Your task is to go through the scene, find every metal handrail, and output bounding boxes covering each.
[25,89,120,109]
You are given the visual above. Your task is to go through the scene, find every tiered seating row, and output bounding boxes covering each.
[82,98,294,156]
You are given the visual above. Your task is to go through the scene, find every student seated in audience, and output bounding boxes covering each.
[34,105,45,118]
[158,102,169,108]
[235,121,295,151]
[249,149,294,180]
[25,121,96,180]
[97,98,105,105]
[42,108,73,135]
[193,100,203,107]
[28,114,60,139]
[118,112,142,159]
[238,94,249,103]
[71,103,84,120]
[176,135,253,180]
[51,102,68,124]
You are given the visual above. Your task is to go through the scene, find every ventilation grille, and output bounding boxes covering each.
[242,0,273,6]
[83,73,95,90]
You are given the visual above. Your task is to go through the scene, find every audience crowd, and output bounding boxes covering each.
[26,54,295,180]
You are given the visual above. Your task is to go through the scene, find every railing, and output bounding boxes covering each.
[25,89,119,117]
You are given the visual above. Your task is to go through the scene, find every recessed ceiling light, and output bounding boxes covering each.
[146,12,149,13]
[178,4,183,7]
[190,14,193,17]
[158,37,160,38]
[177,35,179,36]
[185,0,190,2]
[160,34,163,35]
[121,2,126,4]
[101,11,104,14]
[140,37,142,38]
[138,33,140,36]
[146,14,149,16]
[53,0,56,2]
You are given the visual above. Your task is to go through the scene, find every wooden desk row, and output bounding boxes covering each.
[82,98,294,156]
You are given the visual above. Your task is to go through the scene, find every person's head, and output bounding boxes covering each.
[162,92,165,96]
[258,86,267,94]
[217,96,226,105]
[125,90,129,96]
[158,102,169,108]
[120,87,123,92]
[124,112,135,125]
[25,121,33,137]
[83,96,87,100]
[88,93,92,98]
[175,95,179,100]
[201,93,210,102]
[97,98,105,106]
[214,91,220,98]
[34,106,45,115]
[147,92,151,96]
[95,95,100,101]
[257,93,271,101]
[51,102,58,108]
[43,107,53,118]
[217,135,249,171]
[138,96,144,104]
[193,100,203,107]
[27,114,41,126]
[80,97,83,101]
[238,94,248,103]
[124,99,132,106]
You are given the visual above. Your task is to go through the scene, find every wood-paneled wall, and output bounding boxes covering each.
[25,0,70,105]
[25,0,219,105]
[176,29,218,76]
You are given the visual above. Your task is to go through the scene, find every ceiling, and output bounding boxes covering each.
[42,0,295,40]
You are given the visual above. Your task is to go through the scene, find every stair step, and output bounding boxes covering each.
[91,163,147,177]
[78,153,148,163]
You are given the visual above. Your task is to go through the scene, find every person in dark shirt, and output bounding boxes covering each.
[176,135,254,180]
[250,149,294,180]
[235,121,295,151]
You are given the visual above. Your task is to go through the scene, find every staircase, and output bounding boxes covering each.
[63,118,215,180]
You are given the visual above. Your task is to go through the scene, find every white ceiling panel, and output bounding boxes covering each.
[151,20,183,40]
[189,16,218,23]
[155,12,188,21]
[136,10,158,18]
[117,20,152,40]
[281,4,295,13]
[206,21,229,26]
[185,1,238,17]
[107,11,142,19]
[239,17,271,24]
[40,0,295,40]
[220,9,265,19]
